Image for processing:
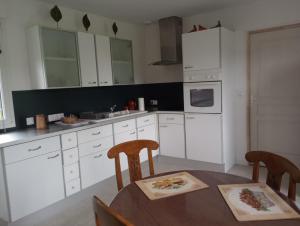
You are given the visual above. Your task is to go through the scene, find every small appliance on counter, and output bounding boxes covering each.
[127,99,137,110]
[56,114,90,127]
[138,97,145,111]
[147,99,159,112]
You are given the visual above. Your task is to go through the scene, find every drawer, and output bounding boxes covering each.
[113,119,136,134]
[137,114,156,128]
[65,178,81,197]
[61,132,77,150]
[78,136,113,157]
[77,124,113,144]
[63,148,79,166]
[159,114,184,124]
[4,136,61,164]
[64,163,80,182]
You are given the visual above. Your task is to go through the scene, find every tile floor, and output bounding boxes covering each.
[0,156,299,226]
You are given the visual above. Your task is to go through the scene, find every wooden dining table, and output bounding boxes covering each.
[110,170,300,226]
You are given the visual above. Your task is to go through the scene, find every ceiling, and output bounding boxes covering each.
[37,0,254,23]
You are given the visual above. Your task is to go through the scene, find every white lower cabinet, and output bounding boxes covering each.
[80,149,114,189]
[185,114,223,164]
[114,129,137,171]
[137,124,158,162]
[65,178,81,197]
[5,151,65,221]
[159,114,185,158]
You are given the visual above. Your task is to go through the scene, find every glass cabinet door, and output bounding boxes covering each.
[41,28,80,88]
[110,38,134,85]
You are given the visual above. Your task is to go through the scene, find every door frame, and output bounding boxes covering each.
[247,23,300,153]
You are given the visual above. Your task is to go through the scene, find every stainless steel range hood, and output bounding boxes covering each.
[151,16,183,65]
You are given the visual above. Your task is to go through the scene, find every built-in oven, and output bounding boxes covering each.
[184,81,222,113]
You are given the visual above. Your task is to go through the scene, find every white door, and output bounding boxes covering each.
[185,114,222,164]
[182,28,220,71]
[250,26,300,167]
[159,124,185,158]
[77,32,98,87]
[114,129,137,170]
[5,151,65,221]
[137,124,158,162]
[80,149,114,189]
[95,35,113,86]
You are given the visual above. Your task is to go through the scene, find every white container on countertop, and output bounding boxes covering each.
[138,97,145,111]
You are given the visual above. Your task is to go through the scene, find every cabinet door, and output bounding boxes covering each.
[5,151,64,221]
[182,28,220,71]
[95,35,113,86]
[110,38,134,85]
[137,124,158,162]
[80,150,114,189]
[114,129,137,171]
[159,124,185,158]
[41,27,80,88]
[77,32,98,87]
[185,114,222,164]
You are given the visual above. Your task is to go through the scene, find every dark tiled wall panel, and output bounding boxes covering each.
[12,83,183,128]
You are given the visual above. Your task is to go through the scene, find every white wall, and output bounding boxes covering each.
[0,0,145,128]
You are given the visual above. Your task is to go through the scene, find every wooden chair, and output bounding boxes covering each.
[245,151,300,201]
[107,139,159,191]
[93,196,134,226]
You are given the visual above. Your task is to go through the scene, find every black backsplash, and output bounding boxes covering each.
[12,82,183,129]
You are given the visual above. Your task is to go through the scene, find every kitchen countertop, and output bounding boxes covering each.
[0,111,184,148]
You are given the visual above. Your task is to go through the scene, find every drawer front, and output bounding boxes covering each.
[65,178,81,197]
[113,119,136,134]
[64,163,80,182]
[137,114,156,128]
[4,136,61,164]
[61,132,77,150]
[159,114,184,124]
[78,136,113,157]
[63,148,79,166]
[77,124,113,144]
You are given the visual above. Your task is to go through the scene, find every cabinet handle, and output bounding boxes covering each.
[71,186,75,189]
[94,154,103,158]
[69,154,73,158]
[160,125,168,128]
[104,81,108,84]
[144,119,150,123]
[92,131,101,135]
[67,138,72,142]
[184,65,194,69]
[186,117,195,120]
[88,81,97,84]
[28,146,42,152]
[166,117,174,120]
[122,124,129,128]
[130,131,136,135]
[93,144,102,148]
[47,153,59,159]
[139,129,144,132]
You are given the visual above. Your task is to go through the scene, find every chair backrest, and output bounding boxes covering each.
[93,196,134,226]
[245,151,300,201]
[107,139,159,191]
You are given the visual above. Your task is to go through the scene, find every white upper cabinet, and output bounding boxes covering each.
[77,32,98,87]
[95,35,113,86]
[27,26,81,89]
[182,28,221,72]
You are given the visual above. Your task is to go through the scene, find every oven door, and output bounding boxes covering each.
[184,82,222,113]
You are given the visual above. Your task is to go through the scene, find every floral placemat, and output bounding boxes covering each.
[218,183,300,221]
[136,171,209,200]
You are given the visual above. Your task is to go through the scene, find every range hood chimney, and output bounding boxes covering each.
[151,16,182,65]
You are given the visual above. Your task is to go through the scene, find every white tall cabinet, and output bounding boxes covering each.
[77,32,98,87]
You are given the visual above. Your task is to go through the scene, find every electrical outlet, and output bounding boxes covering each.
[48,114,56,122]
[26,117,34,126]
[48,113,65,122]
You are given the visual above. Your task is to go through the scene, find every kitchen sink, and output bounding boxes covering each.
[80,110,146,122]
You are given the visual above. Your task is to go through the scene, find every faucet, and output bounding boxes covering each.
[110,104,117,113]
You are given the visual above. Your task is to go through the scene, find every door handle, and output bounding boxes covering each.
[28,146,42,152]
[47,153,59,159]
